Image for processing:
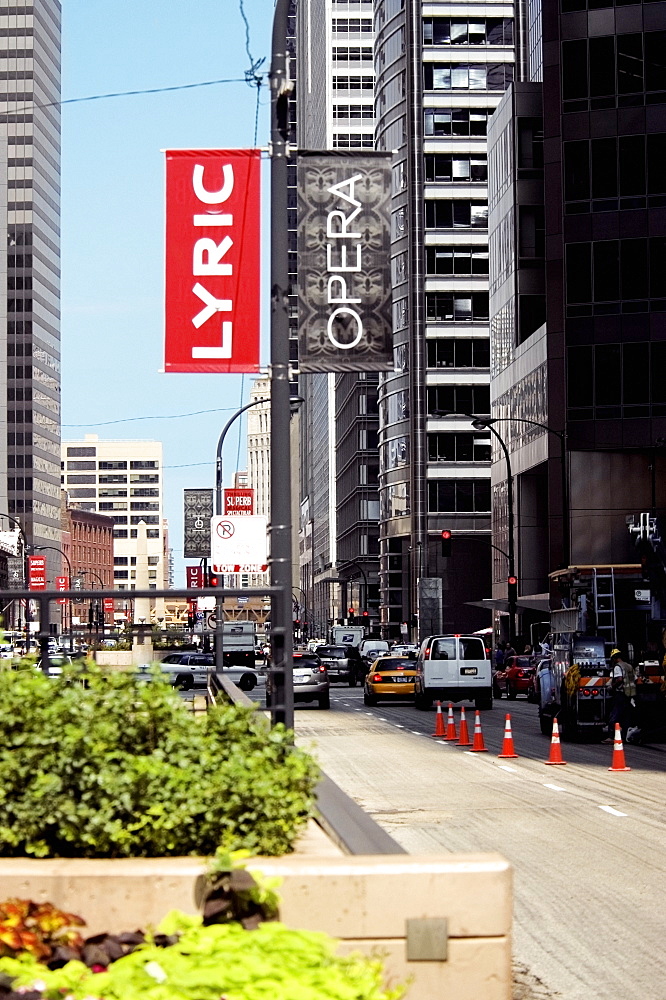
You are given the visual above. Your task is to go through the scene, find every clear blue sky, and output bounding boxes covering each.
[61,1,272,584]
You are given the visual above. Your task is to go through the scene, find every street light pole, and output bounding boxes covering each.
[35,545,74,652]
[270,0,295,730]
[434,410,515,642]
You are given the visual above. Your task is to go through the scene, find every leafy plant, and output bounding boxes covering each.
[201,848,282,928]
[0,666,318,858]
[0,900,84,963]
[0,913,406,1000]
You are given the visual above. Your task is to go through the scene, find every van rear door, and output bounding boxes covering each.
[457,636,489,685]
[423,636,457,686]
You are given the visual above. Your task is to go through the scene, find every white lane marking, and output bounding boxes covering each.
[365,712,374,716]
[544,783,566,792]
[395,724,405,728]
[599,805,627,817]
[378,717,388,722]
[410,730,423,735]
[498,765,518,773]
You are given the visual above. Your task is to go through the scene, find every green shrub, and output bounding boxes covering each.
[0,667,318,858]
[0,912,406,1000]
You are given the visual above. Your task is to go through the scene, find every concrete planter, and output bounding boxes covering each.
[0,820,511,999]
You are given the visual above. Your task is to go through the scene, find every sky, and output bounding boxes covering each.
[60,1,273,584]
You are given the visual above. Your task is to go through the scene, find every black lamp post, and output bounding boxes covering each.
[434,410,516,642]
[34,545,74,652]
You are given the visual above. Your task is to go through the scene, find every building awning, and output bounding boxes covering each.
[466,596,551,614]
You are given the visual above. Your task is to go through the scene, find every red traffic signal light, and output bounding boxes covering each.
[507,575,518,603]
[207,570,219,587]
[348,607,355,615]
[441,529,452,557]
[362,610,369,617]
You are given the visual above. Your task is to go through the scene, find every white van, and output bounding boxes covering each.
[414,635,493,711]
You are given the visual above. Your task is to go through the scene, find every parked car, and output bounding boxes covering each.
[265,651,330,710]
[495,655,536,700]
[390,644,419,657]
[364,656,418,706]
[154,653,258,691]
[414,634,493,710]
[314,644,364,685]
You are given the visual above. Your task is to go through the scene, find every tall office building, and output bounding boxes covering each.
[374,0,516,637]
[61,436,168,593]
[488,0,666,638]
[247,377,270,517]
[296,0,380,636]
[2,1,62,583]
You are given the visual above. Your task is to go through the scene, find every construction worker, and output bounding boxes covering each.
[604,648,637,742]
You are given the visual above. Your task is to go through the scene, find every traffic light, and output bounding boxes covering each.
[206,569,219,587]
[441,529,452,557]
[362,610,369,619]
[348,607,355,624]
[507,575,518,604]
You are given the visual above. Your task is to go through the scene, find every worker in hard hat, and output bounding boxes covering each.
[604,648,637,743]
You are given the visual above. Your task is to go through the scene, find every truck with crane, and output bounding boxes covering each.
[534,513,666,740]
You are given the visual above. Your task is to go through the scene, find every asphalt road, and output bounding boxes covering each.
[276,685,666,1000]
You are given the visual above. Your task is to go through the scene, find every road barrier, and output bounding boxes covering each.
[608,723,631,772]
[445,702,458,741]
[544,718,567,765]
[497,714,519,759]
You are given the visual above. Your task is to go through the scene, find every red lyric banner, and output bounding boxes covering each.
[164,149,261,374]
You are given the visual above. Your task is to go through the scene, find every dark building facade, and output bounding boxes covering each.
[488,1,666,636]
[374,0,516,639]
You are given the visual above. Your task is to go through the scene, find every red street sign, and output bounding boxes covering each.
[103,598,114,618]
[186,566,204,589]
[164,148,261,374]
[224,488,254,516]
[28,556,46,591]
[55,574,68,605]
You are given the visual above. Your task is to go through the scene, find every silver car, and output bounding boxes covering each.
[153,653,258,692]
[265,651,330,709]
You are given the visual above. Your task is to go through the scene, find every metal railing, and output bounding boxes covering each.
[206,671,406,856]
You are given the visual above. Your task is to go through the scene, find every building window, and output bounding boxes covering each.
[424,153,487,183]
[68,488,96,498]
[424,108,490,138]
[130,461,158,470]
[114,557,128,566]
[425,201,488,230]
[426,246,488,275]
[562,31,666,111]
[66,447,96,457]
[332,103,374,119]
[427,385,490,414]
[423,63,514,92]
[67,461,96,471]
[130,515,160,525]
[567,341,666,420]
[114,570,129,580]
[427,432,491,462]
[333,45,373,62]
[66,475,96,484]
[99,488,127,497]
[428,479,491,512]
[99,461,127,470]
[99,474,127,484]
[422,17,513,46]
[333,75,374,91]
[333,133,375,148]
[332,17,373,32]
[426,292,489,322]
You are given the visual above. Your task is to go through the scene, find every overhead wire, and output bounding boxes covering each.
[62,407,240,428]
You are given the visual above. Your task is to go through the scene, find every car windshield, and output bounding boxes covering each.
[317,647,346,658]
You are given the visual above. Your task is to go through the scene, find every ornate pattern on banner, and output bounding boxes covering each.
[183,489,213,559]
[297,151,393,372]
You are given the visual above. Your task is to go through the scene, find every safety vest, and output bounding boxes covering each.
[620,660,637,698]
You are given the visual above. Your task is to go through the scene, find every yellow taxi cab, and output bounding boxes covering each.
[363,654,418,706]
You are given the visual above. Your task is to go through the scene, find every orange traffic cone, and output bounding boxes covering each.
[457,706,471,746]
[544,717,567,765]
[498,714,519,759]
[608,723,631,772]
[431,701,446,738]
[469,710,488,752]
[444,703,458,741]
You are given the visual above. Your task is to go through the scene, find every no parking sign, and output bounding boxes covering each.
[210,514,268,573]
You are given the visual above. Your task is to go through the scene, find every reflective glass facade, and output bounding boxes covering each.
[375,0,514,637]
[2,0,61,581]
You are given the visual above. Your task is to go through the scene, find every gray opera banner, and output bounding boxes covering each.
[297,151,393,372]
[183,488,213,559]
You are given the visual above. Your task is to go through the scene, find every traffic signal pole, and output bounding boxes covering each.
[269,0,295,729]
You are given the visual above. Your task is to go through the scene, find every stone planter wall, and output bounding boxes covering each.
[0,825,511,1000]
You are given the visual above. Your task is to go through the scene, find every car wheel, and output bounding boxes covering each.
[175,674,193,691]
[539,711,552,736]
[238,673,257,692]
[318,692,330,709]
[475,690,493,711]
[414,690,432,711]
[507,684,517,700]
[348,674,357,687]
[363,691,377,706]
